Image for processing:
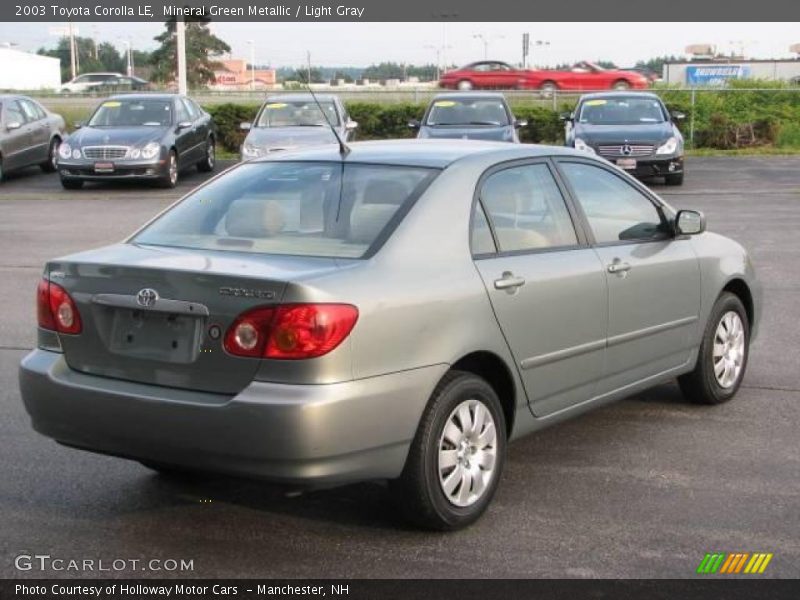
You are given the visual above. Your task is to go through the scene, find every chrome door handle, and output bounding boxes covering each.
[607,261,631,274]
[494,272,526,290]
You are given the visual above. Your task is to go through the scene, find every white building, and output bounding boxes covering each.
[0,48,61,91]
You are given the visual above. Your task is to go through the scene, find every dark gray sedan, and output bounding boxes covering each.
[0,95,65,181]
[20,140,759,530]
[57,94,215,189]
[410,92,526,142]
[240,94,357,160]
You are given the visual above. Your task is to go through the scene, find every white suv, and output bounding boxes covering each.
[60,73,124,94]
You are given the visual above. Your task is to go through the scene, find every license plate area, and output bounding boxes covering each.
[616,158,637,170]
[108,308,201,363]
[94,162,115,173]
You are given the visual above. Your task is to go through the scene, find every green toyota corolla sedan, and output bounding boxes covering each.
[19,140,760,530]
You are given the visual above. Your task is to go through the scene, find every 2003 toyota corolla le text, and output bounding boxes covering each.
[19,140,760,530]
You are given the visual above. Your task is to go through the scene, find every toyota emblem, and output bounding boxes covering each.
[136,288,159,307]
[621,144,633,156]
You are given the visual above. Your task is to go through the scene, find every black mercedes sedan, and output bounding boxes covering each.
[57,94,215,189]
[563,92,686,185]
[409,92,526,143]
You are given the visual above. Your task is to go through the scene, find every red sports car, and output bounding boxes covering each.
[440,61,649,91]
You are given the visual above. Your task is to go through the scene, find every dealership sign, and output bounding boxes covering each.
[686,65,751,86]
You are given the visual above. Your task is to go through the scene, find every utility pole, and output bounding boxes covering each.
[176,19,187,95]
[306,50,312,85]
[68,22,77,78]
[247,40,255,90]
[522,33,530,68]
[123,40,132,76]
[473,33,504,60]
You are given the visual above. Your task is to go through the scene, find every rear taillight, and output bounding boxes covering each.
[37,278,82,335]
[224,304,358,360]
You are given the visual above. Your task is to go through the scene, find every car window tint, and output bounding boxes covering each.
[6,101,26,124]
[31,101,47,119]
[481,164,578,252]
[181,98,199,120]
[175,100,191,122]
[471,201,497,255]
[560,162,668,243]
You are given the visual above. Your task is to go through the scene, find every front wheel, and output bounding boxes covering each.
[457,80,473,91]
[390,370,506,530]
[678,292,750,404]
[197,138,215,172]
[157,150,178,188]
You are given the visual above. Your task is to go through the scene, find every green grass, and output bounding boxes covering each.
[686,147,800,156]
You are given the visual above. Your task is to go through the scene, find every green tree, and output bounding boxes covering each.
[38,37,126,82]
[149,16,231,88]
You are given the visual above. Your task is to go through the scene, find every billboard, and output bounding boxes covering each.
[686,65,751,86]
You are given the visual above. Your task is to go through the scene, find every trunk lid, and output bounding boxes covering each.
[46,243,344,394]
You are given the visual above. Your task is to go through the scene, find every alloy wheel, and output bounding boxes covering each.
[437,398,498,507]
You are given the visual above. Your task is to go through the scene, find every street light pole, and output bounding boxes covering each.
[247,40,255,90]
[176,19,187,95]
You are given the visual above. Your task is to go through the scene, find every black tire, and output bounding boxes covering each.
[678,292,750,405]
[41,138,60,172]
[197,137,215,172]
[157,150,179,188]
[60,177,83,190]
[390,370,507,531]
[0,156,4,182]
[665,172,684,186]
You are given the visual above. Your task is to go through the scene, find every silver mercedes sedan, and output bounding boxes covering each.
[19,140,760,530]
[0,95,65,181]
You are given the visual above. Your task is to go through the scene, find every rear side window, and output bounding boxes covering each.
[134,162,437,258]
[478,164,578,253]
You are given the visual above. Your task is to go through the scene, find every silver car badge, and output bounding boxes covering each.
[136,288,159,307]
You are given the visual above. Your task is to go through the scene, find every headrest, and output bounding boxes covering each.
[225,198,285,237]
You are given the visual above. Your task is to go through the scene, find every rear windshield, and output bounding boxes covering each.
[256,100,339,127]
[577,97,666,125]
[88,99,172,127]
[133,162,437,259]
[426,98,510,126]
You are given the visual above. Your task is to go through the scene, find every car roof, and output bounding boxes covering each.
[264,93,340,103]
[76,72,123,77]
[254,139,585,169]
[107,93,181,101]
[578,91,661,101]
[431,91,508,102]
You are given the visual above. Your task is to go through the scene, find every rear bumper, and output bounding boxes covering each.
[19,350,445,484]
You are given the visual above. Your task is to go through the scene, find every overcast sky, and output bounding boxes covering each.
[1,22,797,68]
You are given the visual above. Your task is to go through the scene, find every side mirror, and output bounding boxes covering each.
[514,119,528,128]
[675,210,705,236]
[176,120,192,130]
[559,112,573,122]
[240,122,252,131]
[74,121,84,129]
[408,119,420,130]
[671,111,686,121]
[345,120,358,131]
[6,121,21,131]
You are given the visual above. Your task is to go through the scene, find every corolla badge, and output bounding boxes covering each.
[136,288,159,307]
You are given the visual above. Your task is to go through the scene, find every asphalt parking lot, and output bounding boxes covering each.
[1,156,798,578]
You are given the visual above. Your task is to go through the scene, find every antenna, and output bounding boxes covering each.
[305,83,350,157]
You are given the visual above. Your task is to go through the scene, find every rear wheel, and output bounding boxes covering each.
[678,292,749,405]
[60,177,83,190]
[197,137,215,172]
[539,81,558,96]
[457,80,473,91]
[391,370,506,530]
[612,79,632,90]
[158,150,179,188]
[665,172,684,186]
[41,138,60,172]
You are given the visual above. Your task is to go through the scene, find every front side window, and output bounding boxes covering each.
[133,162,437,259]
[6,101,26,125]
[19,99,41,122]
[88,99,173,127]
[426,98,509,127]
[479,164,578,253]
[559,162,668,243]
[256,100,339,128]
